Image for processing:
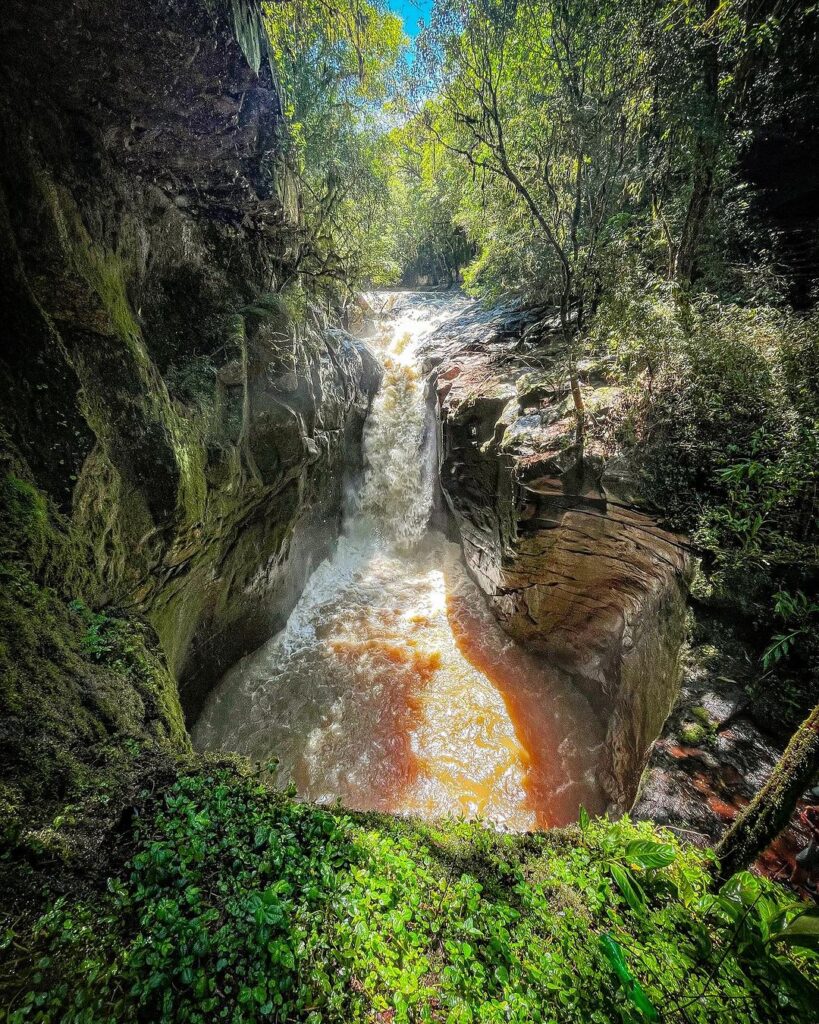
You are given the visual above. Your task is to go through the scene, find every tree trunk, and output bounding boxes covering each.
[569,354,585,452]
[714,701,819,879]
[673,0,720,286]
[560,286,585,457]
[673,149,715,284]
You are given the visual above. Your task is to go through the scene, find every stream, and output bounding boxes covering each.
[193,292,606,829]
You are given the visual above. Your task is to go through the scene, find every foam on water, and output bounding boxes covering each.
[193,291,605,828]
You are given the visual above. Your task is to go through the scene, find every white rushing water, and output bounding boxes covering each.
[193,291,605,829]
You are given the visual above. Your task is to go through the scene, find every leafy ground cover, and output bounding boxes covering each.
[3,764,817,1024]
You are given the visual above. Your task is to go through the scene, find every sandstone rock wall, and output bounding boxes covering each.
[0,0,379,728]
[421,303,692,808]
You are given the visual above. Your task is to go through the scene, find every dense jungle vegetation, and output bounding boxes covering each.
[1,1,818,1022]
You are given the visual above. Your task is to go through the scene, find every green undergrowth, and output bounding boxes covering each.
[3,765,817,1024]
[0,466,188,855]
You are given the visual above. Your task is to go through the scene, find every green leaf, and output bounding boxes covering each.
[721,871,761,908]
[599,934,659,1021]
[610,863,647,916]
[579,806,590,834]
[599,933,631,984]
[762,630,800,669]
[624,840,676,870]
[769,908,819,951]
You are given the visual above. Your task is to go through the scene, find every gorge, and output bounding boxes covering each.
[194,292,610,828]
[191,290,692,827]
[2,1,818,1022]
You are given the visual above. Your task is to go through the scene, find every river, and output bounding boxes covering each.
[192,292,605,829]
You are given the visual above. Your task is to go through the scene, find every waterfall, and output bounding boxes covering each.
[350,314,437,546]
[192,292,606,830]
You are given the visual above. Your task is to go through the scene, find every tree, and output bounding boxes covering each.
[263,0,405,300]
[715,701,819,879]
[643,0,805,287]
[387,117,473,286]
[409,0,654,452]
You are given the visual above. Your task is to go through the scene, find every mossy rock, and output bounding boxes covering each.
[0,464,188,854]
[680,722,708,746]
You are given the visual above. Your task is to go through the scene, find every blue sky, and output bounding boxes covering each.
[390,0,434,39]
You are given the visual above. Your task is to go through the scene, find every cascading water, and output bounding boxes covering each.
[193,292,606,829]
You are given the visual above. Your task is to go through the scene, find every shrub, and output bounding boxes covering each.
[594,286,818,713]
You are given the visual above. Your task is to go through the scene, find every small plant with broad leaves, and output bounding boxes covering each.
[762,590,819,670]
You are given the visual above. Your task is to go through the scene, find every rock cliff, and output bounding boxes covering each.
[420,302,692,808]
[0,0,378,841]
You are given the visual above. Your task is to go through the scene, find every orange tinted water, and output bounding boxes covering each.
[193,293,606,829]
[194,538,605,827]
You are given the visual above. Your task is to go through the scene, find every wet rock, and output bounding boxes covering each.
[632,611,816,897]
[423,304,692,808]
[0,0,381,728]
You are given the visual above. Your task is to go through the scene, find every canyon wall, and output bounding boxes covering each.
[0,0,378,840]
[421,303,692,808]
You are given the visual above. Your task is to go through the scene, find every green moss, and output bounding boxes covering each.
[679,707,719,748]
[71,230,209,528]
[0,466,188,853]
[70,599,187,745]
[32,164,143,353]
[0,469,90,590]
[173,416,209,526]
[0,560,187,849]
[31,165,209,535]
[147,574,212,680]
[691,705,715,727]
[680,722,707,746]
[0,473,49,562]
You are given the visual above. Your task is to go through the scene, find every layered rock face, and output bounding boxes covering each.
[0,0,379,729]
[421,304,692,807]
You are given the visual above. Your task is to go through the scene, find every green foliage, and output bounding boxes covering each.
[4,768,817,1023]
[599,934,659,1020]
[386,118,473,286]
[771,908,819,953]
[263,0,405,297]
[593,285,818,712]
[407,0,654,316]
[761,591,819,671]
[67,599,182,700]
[381,0,812,311]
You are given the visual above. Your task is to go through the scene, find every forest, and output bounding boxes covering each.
[0,0,818,1021]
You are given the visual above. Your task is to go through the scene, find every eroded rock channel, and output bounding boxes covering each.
[194,291,692,824]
